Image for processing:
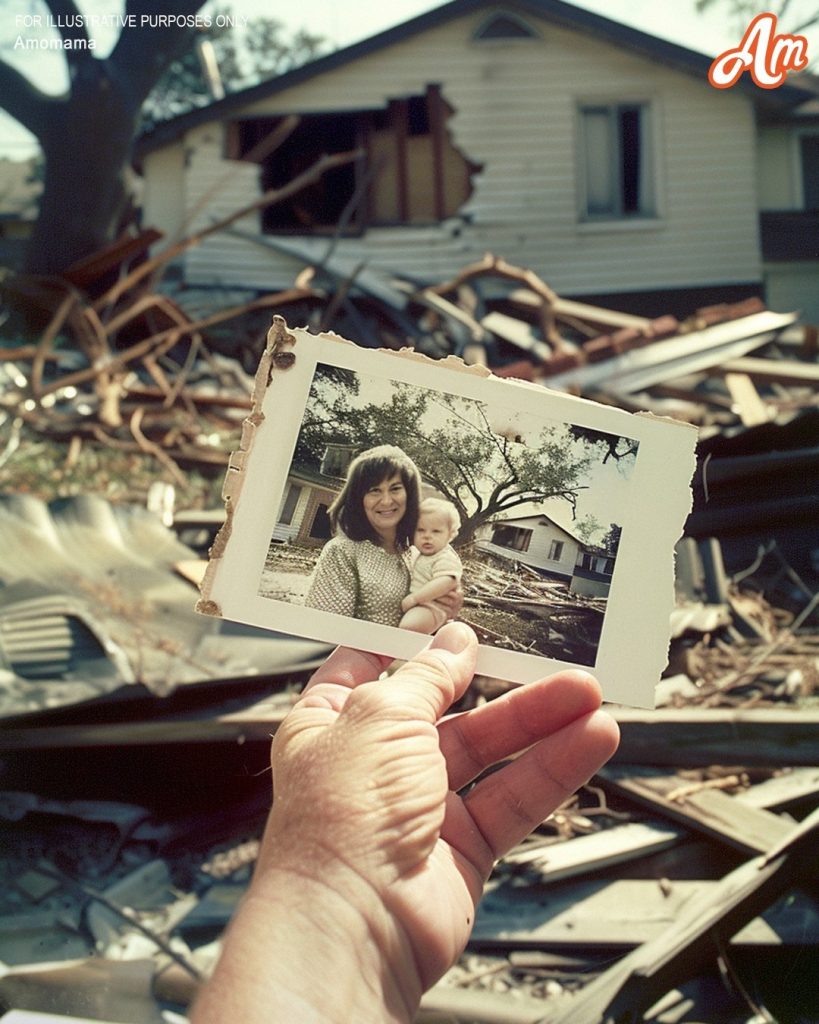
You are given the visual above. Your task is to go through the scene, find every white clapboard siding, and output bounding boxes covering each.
[143,8,761,296]
[476,514,579,577]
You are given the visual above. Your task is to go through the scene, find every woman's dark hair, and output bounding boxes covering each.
[329,445,421,550]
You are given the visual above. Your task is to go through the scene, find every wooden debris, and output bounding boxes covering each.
[1,169,818,1024]
[543,808,819,1024]
[597,766,794,856]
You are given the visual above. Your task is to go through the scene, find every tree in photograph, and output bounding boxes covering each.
[601,523,622,556]
[297,370,637,545]
[574,514,603,545]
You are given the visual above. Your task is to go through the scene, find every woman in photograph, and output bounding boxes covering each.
[305,444,456,627]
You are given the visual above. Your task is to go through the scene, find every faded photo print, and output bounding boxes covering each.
[258,362,638,668]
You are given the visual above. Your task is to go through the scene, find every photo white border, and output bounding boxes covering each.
[200,324,697,708]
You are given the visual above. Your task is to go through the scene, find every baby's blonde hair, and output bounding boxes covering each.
[418,497,461,536]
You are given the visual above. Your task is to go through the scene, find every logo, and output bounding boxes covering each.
[708,13,809,89]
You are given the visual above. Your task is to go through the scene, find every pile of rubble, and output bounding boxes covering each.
[1,208,818,1019]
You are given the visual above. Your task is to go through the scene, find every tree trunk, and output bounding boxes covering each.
[23,67,140,275]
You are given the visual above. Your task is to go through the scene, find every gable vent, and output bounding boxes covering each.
[474,12,539,39]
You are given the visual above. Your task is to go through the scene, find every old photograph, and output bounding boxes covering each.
[258,362,639,668]
[201,328,697,706]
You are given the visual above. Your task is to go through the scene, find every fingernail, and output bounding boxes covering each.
[430,622,475,654]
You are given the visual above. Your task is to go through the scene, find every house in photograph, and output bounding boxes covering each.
[475,511,581,578]
[136,0,819,318]
[271,443,355,546]
[571,545,615,598]
[476,510,616,596]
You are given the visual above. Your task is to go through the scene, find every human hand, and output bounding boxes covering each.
[436,582,463,618]
[193,623,618,1024]
[401,594,414,612]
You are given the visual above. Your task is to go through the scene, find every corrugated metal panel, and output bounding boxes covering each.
[0,495,329,718]
[0,585,133,683]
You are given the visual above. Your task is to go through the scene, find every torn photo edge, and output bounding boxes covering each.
[196,315,698,708]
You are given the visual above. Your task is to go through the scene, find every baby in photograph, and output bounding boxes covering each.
[399,497,463,634]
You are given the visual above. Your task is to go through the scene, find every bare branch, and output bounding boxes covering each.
[790,8,819,32]
[42,0,93,69]
[0,59,58,140]
[112,0,205,103]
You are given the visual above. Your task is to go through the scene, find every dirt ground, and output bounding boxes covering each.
[259,542,601,664]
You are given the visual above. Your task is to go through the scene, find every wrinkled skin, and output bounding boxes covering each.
[193,623,619,1023]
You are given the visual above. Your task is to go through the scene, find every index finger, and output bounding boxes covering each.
[299,645,394,712]
[439,670,605,792]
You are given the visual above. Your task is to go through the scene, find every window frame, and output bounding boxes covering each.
[575,97,662,226]
[278,483,302,526]
[491,524,533,553]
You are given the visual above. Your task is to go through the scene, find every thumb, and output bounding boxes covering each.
[383,622,479,724]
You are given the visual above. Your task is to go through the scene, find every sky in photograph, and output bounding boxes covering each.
[2,0,815,158]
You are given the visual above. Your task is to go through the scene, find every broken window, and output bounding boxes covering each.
[320,444,357,479]
[579,102,656,220]
[227,85,479,232]
[491,524,532,552]
[548,539,564,561]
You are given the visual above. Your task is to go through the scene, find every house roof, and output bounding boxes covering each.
[135,0,816,159]
[288,463,344,490]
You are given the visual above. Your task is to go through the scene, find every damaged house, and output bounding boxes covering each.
[475,511,615,597]
[271,444,359,547]
[136,0,819,318]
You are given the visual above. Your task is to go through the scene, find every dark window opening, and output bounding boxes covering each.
[261,115,360,231]
[580,102,654,220]
[620,106,641,214]
[407,95,430,136]
[491,524,532,552]
[309,503,333,541]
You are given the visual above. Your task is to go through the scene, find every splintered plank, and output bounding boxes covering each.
[723,372,771,427]
[502,821,683,879]
[597,766,794,856]
[718,355,819,386]
[738,767,819,811]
